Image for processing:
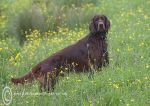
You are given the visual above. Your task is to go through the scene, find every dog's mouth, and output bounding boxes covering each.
[97,21,105,32]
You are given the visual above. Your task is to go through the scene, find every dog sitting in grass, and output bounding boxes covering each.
[11,14,110,92]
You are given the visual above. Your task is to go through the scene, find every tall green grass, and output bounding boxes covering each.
[0,0,99,44]
[0,0,150,106]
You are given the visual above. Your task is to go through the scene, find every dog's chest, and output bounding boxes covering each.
[87,39,107,64]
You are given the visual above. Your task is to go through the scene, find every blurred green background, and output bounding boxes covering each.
[0,0,150,106]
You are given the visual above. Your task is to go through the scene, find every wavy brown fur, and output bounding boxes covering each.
[11,64,41,84]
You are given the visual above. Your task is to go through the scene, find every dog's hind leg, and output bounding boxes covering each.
[38,73,47,92]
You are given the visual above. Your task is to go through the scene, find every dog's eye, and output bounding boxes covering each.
[100,17,104,20]
[95,18,100,21]
[95,17,104,21]
[94,17,100,21]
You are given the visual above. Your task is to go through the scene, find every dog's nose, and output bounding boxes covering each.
[98,21,105,30]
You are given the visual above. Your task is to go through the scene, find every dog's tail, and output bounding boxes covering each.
[11,65,41,85]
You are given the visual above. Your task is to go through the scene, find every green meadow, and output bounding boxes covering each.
[0,0,150,106]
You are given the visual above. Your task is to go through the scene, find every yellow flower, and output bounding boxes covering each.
[0,48,2,51]
[129,36,132,39]
[131,99,134,102]
[110,58,113,61]
[140,56,144,59]
[127,46,133,52]
[144,15,148,20]
[144,76,148,80]
[66,77,69,80]
[72,90,77,93]
[15,53,20,60]
[65,68,68,70]
[138,8,142,13]
[74,90,77,92]
[145,64,149,69]
[113,84,119,89]
[76,79,81,82]
[88,100,93,106]
[136,79,141,83]
[47,72,50,75]
[117,48,120,52]
[9,56,15,62]
[60,70,64,74]
[139,42,144,47]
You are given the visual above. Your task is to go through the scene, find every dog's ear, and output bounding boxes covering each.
[104,15,110,31]
[89,18,96,33]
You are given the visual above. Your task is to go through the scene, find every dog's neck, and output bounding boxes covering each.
[89,31,107,40]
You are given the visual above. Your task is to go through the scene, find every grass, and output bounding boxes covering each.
[0,0,150,106]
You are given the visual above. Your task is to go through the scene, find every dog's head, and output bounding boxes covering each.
[89,14,110,34]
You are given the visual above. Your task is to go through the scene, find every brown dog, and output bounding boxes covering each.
[11,14,110,92]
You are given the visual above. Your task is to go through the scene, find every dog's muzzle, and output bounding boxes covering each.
[98,21,105,31]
